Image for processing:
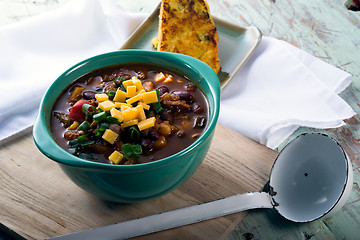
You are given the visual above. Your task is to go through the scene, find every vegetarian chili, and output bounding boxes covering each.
[51,64,209,165]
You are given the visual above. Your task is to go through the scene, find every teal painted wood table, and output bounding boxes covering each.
[1,0,359,239]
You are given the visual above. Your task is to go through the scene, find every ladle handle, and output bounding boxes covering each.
[48,192,273,240]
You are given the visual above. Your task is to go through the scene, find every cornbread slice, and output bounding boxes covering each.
[156,0,220,73]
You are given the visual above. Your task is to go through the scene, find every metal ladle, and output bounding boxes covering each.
[50,133,353,240]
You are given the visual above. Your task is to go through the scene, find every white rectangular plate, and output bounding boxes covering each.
[120,4,262,89]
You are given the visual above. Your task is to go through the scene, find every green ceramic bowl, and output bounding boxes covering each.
[33,50,220,202]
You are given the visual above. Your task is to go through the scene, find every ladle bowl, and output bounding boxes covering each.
[49,133,353,240]
[270,133,353,222]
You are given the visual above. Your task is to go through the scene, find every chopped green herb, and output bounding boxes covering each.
[121,143,142,159]
[77,135,88,142]
[106,116,119,124]
[74,152,97,160]
[108,90,116,98]
[152,89,163,113]
[113,77,126,86]
[78,121,90,131]
[69,139,79,147]
[99,122,110,131]
[82,104,95,116]
[128,126,140,141]
[93,111,106,122]
[95,128,104,137]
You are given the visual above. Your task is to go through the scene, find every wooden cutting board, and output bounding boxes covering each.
[0,124,277,240]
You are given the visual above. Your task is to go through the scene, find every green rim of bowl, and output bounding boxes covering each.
[33,50,220,172]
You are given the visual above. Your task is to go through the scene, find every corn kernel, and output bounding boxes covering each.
[95,93,109,102]
[108,150,124,164]
[141,91,158,104]
[137,117,156,131]
[121,119,138,128]
[126,94,142,105]
[126,85,137,98]
[102,129,118,144]
[155,72,166,82]
[68,121,80,130]
[113,89,127,103]
[110,108,124,122]
[98,100,115,111]
[136,105,146,121]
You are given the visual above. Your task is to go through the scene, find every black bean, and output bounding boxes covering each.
[82,91,96,100]
[157,86,169,96]
[172,90,193,102]
[177,130,186,138]
[194,117,206,129]
[148,130,160,140]
[160,110,174,122]
[141,138,154,151]
[95,86,103,92]
[192,103,204,114]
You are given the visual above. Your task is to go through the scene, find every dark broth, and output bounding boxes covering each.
[51,64,209,165]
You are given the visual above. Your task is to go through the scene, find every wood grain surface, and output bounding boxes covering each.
[1,0,360,239]
[0,125,277,240]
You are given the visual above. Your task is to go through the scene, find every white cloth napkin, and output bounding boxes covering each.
[0,0,355,149]
[219,37,355,148]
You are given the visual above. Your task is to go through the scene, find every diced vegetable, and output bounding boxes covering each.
[95,93,109,102]
[121,119,138,128]
[126,85,137,98]
[113,89,127,102]
[122,108,139,122]
[98,100,115,111]
[99,122,110,131]
[164,74,174,83]
[68,121,80,130]
[93,111,107,122]
[138,102,150,110]
[128,126,140,141]
[68,100,95,122]
[106,116,119,124]
[126,94,142,105]
[122,79,134,89]
[132,78,144,91]
[137,117,156,131]
[141,91,158,104]
[102,129,118,144]
[68,86,84,103]
[110,108,124,122]
[82,104,96,116]
[136,105,146,121]
[108,150,124,164]
[155,72,166,82]
[78,121,90,131]
[152,89,163,113]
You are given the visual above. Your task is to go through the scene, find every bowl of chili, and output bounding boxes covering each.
[33,50,220,202]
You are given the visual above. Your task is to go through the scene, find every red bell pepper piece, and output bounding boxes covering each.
[68,100,95,122]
